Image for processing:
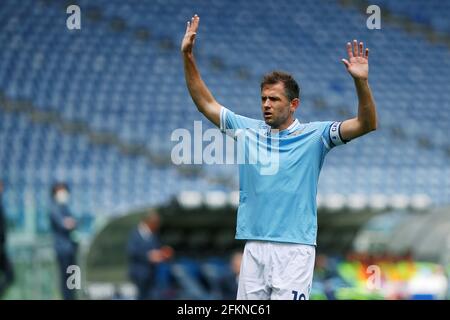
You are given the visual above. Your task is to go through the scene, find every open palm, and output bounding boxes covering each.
[181,14,199,54]
[342,40,369,80]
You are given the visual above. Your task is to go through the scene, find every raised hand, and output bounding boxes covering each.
[342,40,369,80]
[181,14,200,54]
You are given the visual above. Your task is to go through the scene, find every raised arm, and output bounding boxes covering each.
[181,14,221,127]
[340,40,377,141]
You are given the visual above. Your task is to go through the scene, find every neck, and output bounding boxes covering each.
[273,118,295,131]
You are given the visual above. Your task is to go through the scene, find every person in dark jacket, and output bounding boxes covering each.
[127,210,174,300]
[49,182,78,300]
[0,181,14,298]
[218,251,242,300]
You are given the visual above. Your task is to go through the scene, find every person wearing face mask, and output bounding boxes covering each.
[49,182,78,300]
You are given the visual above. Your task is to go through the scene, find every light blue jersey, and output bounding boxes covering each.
[220,107,348,245]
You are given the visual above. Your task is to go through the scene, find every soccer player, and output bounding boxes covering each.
[181,15,377,300]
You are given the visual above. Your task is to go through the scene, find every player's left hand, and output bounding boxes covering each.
[342,40,369,80]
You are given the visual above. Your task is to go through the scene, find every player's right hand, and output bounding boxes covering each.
[181,14,199,54]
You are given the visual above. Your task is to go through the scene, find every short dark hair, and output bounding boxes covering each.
[260,71,300,102]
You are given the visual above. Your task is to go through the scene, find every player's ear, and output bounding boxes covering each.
[290,98,300,112]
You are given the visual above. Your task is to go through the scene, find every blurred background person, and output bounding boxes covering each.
[127,210,174,300]
[49,182,78,300]
[218,251,242,300]
[0,181,14,298]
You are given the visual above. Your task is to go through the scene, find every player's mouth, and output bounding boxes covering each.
[264,112,272,119]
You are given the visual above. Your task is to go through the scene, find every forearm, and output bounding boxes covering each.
[181,15,221,126]
[183,52,217,113]
[354,78,377,131]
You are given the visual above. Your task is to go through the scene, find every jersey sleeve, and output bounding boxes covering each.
[321,121,350,150]
[220,107,262,132]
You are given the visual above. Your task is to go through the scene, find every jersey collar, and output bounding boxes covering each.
[277,119,301,137]
[264,119,302,137]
